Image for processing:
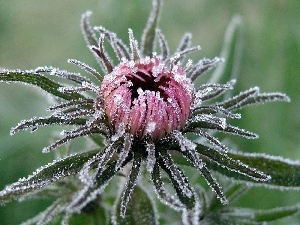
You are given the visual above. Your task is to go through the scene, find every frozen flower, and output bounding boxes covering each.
[0,0,291,224]
[99,55,194,141]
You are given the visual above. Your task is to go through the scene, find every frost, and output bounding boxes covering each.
[137,87,144,96]
[175,32,192,60]
[159,151,193,198]
[192,128,228,152]
[68,59,103,81]
[111,123,125,142]
[171,46,201,65]
[113,94,123,104]
[120,157,142,218]
[145,140,156,172]
[44,66,89,84]
[81,81,100,93]
[151,163,185,211]
[237,92,291,109]
[115,134,133,170]
[218,87,259,110]
[146,122,156,135]
[89,34,114,74]
[93,142,119,182]
[94,26,130,60]
[200,146,270,182]
[156,29,170,61]
[58,86,89,94]
[187,114,227,130]
[128,29,140,61]
[0,150,98,203]
[189,57,223,82]
[42,125,95,153]
[66,186,103,214]
[172,130,196,152]
[81,11,98,47]
[79,153,101,186]
[184,59,193,72]
[47,98,93,111]
[181,197,201,225]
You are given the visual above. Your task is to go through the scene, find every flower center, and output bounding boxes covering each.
[127,70,170,102]
[99,56,194,141]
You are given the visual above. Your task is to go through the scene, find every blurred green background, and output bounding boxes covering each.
[0,0,299,224]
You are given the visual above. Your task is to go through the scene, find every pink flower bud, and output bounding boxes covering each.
[99,56,194,141]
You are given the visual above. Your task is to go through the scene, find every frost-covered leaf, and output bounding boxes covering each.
[173,144,300,189]
[181,147,228,205]
[156,29,170,61]
[151,162,185,211]
[119,154,142,218]
[198,145,270,182]
[90,34,114,74]
[68,159,124,214]
[68,59,103,82]
[186,121,258,139]
[141,0,162,56]
[0,70,82,100]
[190,57,223,82]
[250,204,300,222]
[203,204,300,225]
[217,87,259,110]
[175,33,192,54]
[172,144,269,182]
[11,116,87,135]
[225,151,300,189]
[159,151,196,210]
[128,29,140,61]
[234,92,291,109]
[209,15,243,84]
[81,11,98,47]
[0,149,99,203]
[114,186,157,225]
[95,26,131,60]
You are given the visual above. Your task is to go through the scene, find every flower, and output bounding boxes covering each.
[0,0,291,224]
[99,55,194,141]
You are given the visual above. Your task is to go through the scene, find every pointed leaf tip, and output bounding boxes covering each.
[0,150,98,203]
[141,0,162,56]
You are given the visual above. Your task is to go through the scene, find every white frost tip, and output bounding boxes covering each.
[146,122,156,134]
[83,11,93,17]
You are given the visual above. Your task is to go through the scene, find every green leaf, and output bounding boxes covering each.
[236,92,291,109]
[115,186,157,225]
[253,204,300,222]
[0,70,82,100]
[141,0,162,56]
[198,145,300,188]
[68,205,108,225]
[217,204,300,224]
[11,115,87,134]
[196,144,270,182]
[209,15,243,85]
[173,144,300,189]
[89,134,106,148]
[81,11,98,47]
[159,151,196,210]
[226,151,300,189]
[0,149,99,203]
